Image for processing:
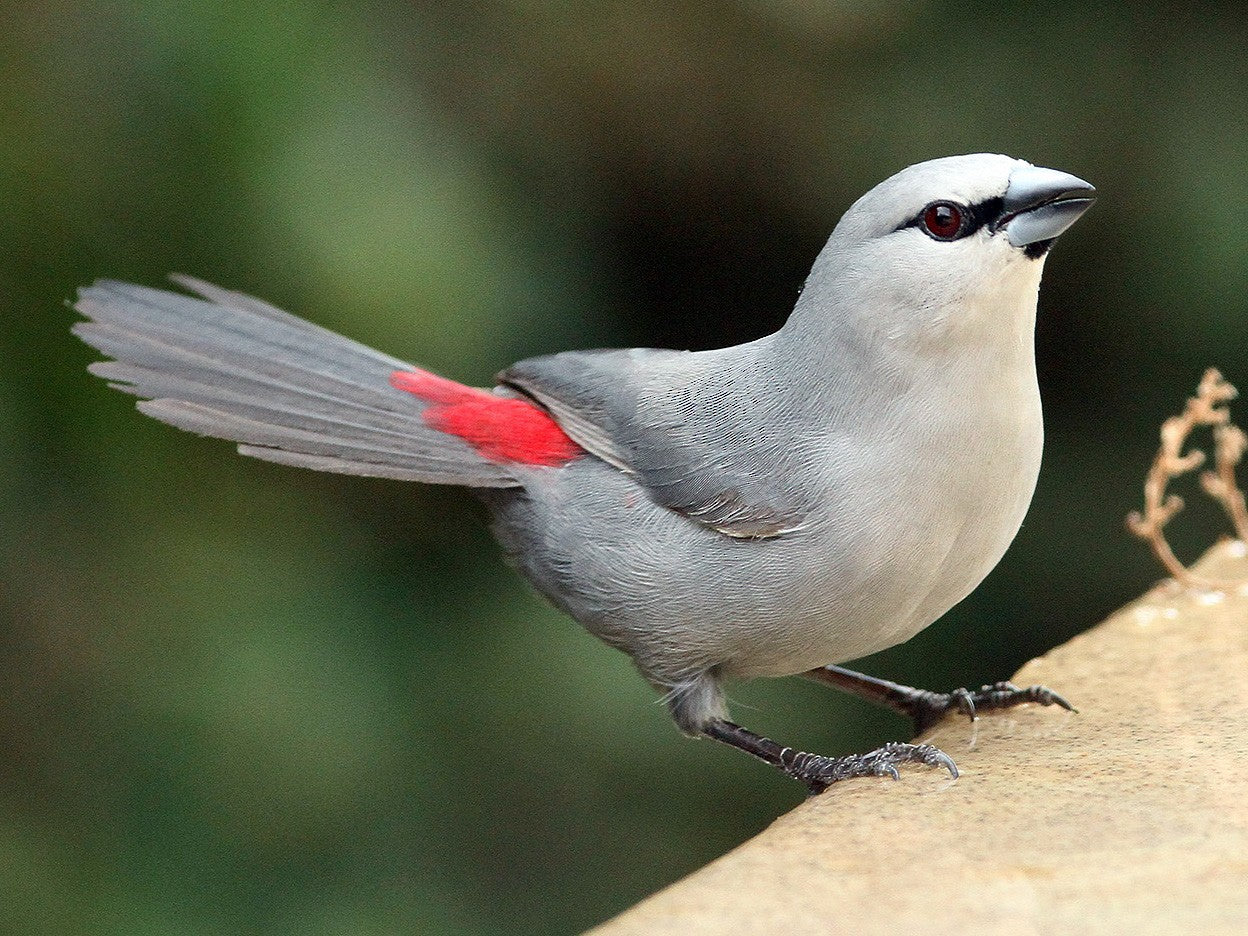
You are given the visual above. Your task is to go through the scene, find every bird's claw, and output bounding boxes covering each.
[792,741,959,795]
[949,686,978,721]
[909,681,1076,733]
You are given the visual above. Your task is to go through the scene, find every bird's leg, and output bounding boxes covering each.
[804,664,1076,734]
[701,718,957,795]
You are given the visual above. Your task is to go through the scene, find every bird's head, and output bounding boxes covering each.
[793,154,1095,349]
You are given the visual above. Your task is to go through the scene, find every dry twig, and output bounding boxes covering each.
[1127,368,1248,588]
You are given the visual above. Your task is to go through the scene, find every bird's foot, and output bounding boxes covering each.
[782,741,958,795]
[804,665,1076,734]
[702,720,958,794]
[903,681,1076,733]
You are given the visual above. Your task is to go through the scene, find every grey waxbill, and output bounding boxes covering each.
[72,153,1091,793]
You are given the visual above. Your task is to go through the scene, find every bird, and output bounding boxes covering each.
[72,153,1093,793]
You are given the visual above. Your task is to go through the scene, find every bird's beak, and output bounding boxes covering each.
[994,165,1096,248]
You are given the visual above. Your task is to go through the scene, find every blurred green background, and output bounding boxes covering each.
[2,1,1246,933]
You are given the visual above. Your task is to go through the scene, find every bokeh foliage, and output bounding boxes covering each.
[2,1,1247,933]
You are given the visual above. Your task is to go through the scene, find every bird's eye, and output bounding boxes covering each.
[920,202,967,241]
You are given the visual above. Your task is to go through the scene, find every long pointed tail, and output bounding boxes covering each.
[72,276,532,487]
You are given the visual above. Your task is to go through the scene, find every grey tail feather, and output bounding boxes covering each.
[72,277,520,488]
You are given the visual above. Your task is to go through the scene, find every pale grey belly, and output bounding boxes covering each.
[487,450,1038,688]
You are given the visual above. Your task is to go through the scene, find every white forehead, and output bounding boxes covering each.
[835,153,1029,239]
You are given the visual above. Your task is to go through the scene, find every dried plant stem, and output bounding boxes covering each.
[1127,368,1248,589]
[1201,421,1248,542]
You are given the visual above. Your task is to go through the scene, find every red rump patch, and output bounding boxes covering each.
[390,368,583,467]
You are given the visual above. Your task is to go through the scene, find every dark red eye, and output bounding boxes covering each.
[921,202,965,240]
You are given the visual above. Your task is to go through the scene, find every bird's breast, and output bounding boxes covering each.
[787,364,1045,664]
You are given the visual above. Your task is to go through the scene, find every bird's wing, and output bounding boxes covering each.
[499,348,810,538]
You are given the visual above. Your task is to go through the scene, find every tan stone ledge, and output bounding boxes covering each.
[589,541,1248,936]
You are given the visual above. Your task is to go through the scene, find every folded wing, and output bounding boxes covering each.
[500,347,811,538]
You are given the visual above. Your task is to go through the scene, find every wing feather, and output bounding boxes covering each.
[500,347,809,537]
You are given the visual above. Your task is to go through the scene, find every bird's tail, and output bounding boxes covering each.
[72,276,572,487]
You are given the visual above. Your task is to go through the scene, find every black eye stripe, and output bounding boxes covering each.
[894,196,1005,240]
